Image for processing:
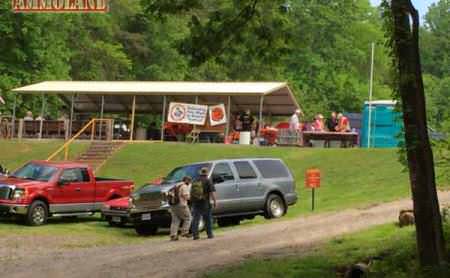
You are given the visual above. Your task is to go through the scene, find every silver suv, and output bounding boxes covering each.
[130,158,297,235]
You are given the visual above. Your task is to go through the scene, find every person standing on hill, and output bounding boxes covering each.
[289,109,303,145]
[190,167,217,240]
[240,109,254,132]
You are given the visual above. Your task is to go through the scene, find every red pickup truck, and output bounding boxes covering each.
[0,160,134,226]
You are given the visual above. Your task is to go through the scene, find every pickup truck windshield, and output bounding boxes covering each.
[164,163,211,183]
[11,163,57,182]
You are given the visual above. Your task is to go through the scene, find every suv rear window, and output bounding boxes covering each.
[233,161,257,179]
[253,160,290,179]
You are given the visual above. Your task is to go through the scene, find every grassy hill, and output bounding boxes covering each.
[0,140,88,171]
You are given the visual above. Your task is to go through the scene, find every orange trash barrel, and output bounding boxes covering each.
[305,168,321,188]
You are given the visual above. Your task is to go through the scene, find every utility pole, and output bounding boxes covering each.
[367,42,375,148]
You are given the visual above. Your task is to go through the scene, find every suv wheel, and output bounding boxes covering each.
[264,194,285,219]
[26,200,48,226]
[135,223,158,236]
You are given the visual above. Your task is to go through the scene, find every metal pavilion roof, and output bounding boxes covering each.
[12,81,300,116]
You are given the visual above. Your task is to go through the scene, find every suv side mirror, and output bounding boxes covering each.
[212,174,225,184]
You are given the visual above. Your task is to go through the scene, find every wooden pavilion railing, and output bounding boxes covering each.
[46,118,113,161]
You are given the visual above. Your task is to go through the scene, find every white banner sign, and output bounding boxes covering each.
[209,104,227,126]
[168,102,208,125]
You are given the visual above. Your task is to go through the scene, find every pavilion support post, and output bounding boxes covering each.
[194,96,199,132]
[11,94,17,139]
[160,95,167,141]
[258,95,264,136]
[69,95,75,139]
[225,96,231,137]
[99,95,105,140]
[129,95,136,141]
[38,94,46,140]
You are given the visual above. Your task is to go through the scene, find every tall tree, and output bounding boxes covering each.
[382,0,447,266]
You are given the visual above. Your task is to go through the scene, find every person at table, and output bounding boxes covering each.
[289,109,303,145]
[233,113,242,131]
[336,113,351,132]
[312,114,325,132]
[24,111,34,121]
[289,109,302,130]
[326,112,338,132]
[240,109,254,132]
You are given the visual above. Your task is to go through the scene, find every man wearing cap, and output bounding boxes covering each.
[191,167,217,240]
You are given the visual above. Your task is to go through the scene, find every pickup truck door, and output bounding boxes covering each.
[51,168,95,213]
[232,161,263,212]
[211,162,240,214]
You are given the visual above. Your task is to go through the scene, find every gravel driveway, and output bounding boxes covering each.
[4,191,450,278]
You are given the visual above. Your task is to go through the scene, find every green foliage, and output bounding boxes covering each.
[0,0,448,125]
[420,0,450,132]
[433,139,450,186]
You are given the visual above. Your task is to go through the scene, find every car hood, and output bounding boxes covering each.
[0,177,42,188]
[105,197,129,209]
[132,182,177,210]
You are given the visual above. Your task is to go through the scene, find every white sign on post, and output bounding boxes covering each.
[168,102,208,125]
[209,104,227,126]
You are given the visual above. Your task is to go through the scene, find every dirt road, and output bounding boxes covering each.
[4,192,450,278]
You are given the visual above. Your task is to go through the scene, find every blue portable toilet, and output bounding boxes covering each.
[361,100,403,148]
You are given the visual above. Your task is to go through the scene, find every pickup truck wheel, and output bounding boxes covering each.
[26,200,48,226]
[135,224,158,236]
[264,194,285,219]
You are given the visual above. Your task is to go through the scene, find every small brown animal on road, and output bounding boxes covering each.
[398,209,414,227]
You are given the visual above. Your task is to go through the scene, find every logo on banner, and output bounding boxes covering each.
[209,104,227,126]
[168,102,208,125]
[170,103,187,122]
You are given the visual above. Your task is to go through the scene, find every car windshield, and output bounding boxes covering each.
[164,163,211,183]
[11,163,58,182]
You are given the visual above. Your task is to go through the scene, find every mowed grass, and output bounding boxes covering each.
[0,139,89,171]
[203,222,450,278]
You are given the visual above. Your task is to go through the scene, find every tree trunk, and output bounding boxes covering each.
[390,0,447,266]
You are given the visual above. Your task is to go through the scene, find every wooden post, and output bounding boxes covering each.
[129,95,136,141]
[90,120,95,141]
[69,95,75,138]
[64,146,69,160]
[194,96,199,133]
[99,95,105,139]
[225,96,231,137]
[160,95,167,141]
[11,94,17,139]
[38,94,45,140]
[258,95,264,136]
[18,119,23,140]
